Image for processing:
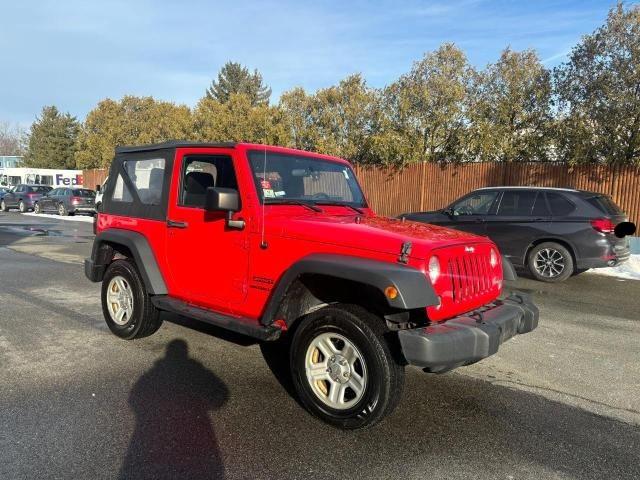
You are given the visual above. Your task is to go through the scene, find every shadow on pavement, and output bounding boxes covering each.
[118,339,228,480]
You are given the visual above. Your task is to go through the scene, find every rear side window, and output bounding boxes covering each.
[586,195,623,215]
[497,191,537,216]
[546,192,575,216]
[113,158,165,205]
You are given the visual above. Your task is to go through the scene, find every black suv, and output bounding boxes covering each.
[401,187,635,282]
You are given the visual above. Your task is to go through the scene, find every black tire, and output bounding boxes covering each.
[58,203,69,216]
[18,200,26,213]
[527,242,574,283]
[101,259,162,339]
[0,200,7,212]
[33,202,41,214]
[289,304,404,430]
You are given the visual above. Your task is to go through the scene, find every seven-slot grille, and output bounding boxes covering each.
[448,251,493,303]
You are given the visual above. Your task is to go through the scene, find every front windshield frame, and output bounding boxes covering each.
[247,150,368,208]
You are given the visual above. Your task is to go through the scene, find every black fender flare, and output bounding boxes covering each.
[260,253,437,326]
[84,229,167,294]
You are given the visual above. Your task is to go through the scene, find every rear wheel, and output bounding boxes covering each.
[289,304,404,430]
[0,200,7,212]
[58,203,68,216]
[101,259,162,339]
[528,242,574,282]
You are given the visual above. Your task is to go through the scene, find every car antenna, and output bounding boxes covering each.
[260,134,268,249]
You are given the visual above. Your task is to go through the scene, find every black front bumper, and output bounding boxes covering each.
[398,293,538,373]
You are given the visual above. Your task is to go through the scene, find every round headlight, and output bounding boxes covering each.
[428,256,440,283]
[490,248,498,267]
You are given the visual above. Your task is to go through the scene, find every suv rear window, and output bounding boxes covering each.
[28,186,52,193]
[586,195,623,215]
[546,192,575,216]
[72,189,96,197]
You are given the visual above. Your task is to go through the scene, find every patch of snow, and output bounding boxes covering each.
[22,212,94,223]
[586,254,640,281]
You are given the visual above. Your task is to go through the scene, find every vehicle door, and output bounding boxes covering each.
[165,148,249,312]
[485,190,551,264]
[40,188,57,210]
[445,190,499,235]
[7,185,23,206]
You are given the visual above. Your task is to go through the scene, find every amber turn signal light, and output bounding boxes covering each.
[385,286,398,299]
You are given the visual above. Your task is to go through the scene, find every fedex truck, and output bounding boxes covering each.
[0,168,84,188]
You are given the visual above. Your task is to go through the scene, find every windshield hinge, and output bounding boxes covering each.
[398,241,412,264]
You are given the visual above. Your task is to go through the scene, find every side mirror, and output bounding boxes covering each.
[95,184,101,193]
[205,187,244,229]
[443,208,454,217]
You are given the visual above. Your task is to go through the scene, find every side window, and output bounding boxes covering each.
[532,192,550,216]
[113,158,165,205]
[496,191,537,216]
[547,192,575,216]
[452,191,498,216]
[180,155,238,208]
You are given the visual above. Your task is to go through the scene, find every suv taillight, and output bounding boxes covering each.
[591,218,614,234]
[71,196,81,205]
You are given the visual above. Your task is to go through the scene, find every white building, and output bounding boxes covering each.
[0,167,84,188]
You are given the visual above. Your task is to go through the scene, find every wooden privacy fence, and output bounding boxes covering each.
[85,162,640,229]
[353,162,640,229]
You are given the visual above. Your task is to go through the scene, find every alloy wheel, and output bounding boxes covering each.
[534,248,565,278]
[304,332,367,410]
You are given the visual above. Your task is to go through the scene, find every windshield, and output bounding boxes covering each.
[248,151,366,207]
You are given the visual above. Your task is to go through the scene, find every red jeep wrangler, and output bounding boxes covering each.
[85,141,538,429]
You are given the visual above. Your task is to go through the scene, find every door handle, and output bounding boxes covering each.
[167,219,188,229]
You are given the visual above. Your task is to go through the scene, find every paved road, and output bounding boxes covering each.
[1,211,639,480]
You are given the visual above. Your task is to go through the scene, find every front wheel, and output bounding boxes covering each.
[289,304,404,430]
[101,259,162,339]
[18,200,26,213]
[528,242,574,282]
[33,202,42,214]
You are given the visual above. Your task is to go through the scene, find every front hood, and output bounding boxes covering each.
[270,213,490,260]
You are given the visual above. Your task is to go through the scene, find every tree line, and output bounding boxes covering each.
[10,3,640,170]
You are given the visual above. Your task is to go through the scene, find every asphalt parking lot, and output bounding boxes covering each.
[1,211,639,480]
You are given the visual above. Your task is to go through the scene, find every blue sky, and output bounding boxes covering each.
[0,0,619,125]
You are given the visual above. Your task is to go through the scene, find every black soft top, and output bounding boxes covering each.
[115,141,236,154]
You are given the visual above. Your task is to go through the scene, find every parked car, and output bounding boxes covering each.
[34,187,96,216]
[85,141,538,429]
[400,187,635,282]
[0,186,10,200]
[0,184,52,212]
[94,177,108,211]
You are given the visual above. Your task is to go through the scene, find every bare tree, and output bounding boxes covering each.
[0,121,27,156]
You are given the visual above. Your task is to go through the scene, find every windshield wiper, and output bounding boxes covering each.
[264,198,322,212]
[314,201,364,214]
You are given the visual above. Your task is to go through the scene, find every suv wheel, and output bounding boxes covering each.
[289,304,404,429]
[58,203,69,216]
[19,200,26,213]
[101,259,162,339]
[33,202,41,214]
[0,200,7,212]
[528,242,574,282]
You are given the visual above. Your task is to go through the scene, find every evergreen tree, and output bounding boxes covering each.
[206,62,271,106]
[24,106,79,169]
